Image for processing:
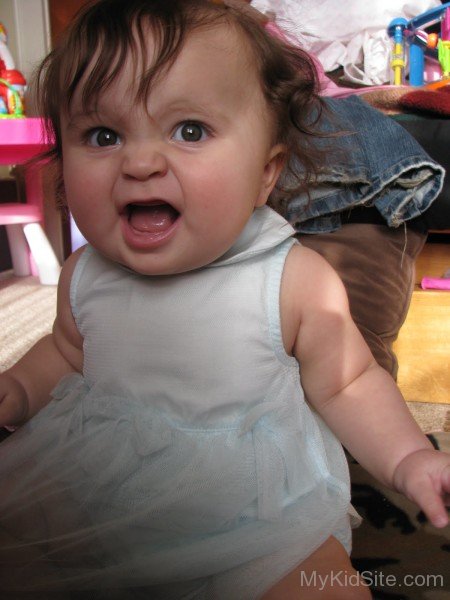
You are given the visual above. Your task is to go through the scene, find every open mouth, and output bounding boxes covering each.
[126,201,180,234]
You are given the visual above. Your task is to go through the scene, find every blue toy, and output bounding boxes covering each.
[388,2,450,86]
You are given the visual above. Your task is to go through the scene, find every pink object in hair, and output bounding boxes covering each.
[264,21,290,42]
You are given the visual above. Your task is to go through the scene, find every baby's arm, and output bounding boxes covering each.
[0,248,85,427]
[281,245,450,528]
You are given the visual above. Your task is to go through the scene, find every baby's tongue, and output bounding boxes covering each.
[128,203,177,233]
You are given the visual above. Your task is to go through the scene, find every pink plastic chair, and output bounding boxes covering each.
[0,118,60,285]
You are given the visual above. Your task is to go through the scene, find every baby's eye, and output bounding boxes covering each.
[87,128,121,147]
[172,122,208,143]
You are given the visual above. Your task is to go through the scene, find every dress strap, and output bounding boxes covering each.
[69,244,94,324]
[266,237,299,366]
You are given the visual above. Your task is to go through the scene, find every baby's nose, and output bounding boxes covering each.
[122,141,168,180]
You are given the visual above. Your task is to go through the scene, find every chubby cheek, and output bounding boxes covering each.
[63,164,88,212]
[64,184,107,248]
[191,188,238,235]
[190,185,255,256]
[190,160,253,209]
[64,179,95,228]
[63,158,112,223]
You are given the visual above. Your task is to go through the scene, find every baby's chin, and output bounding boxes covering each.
[91,238,232,276]
[113,254,210,277]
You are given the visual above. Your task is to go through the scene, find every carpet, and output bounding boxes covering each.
[350,433,450,600]
[0,273,56,372]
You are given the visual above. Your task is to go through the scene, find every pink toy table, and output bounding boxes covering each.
[0,118,60,285]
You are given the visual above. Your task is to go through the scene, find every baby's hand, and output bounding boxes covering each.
[393,448,450,528]
[0,373,29,428]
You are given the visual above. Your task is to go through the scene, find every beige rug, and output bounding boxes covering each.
[0,273,56,372]
[1,273,449,433]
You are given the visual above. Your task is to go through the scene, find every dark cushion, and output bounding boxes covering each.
[393,115,450,230]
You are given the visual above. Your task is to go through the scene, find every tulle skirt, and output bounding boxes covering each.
[0,374,353,599]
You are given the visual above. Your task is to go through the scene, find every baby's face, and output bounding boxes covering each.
[60,23,284,275]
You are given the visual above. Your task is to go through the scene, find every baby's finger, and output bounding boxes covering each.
[441,465,450,506]
[409,484,449,528]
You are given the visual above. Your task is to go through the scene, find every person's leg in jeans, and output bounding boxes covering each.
[299,223,426,379]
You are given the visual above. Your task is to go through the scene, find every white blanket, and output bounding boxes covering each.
[251,0,442,85]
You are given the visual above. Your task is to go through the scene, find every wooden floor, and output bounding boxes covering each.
[394,243,450,404]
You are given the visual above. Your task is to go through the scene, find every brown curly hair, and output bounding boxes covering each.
[34,0,328,205]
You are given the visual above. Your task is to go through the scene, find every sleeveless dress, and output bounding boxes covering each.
[0,207,356,599]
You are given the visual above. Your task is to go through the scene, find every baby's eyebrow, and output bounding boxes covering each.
[65,109,101,127]
[154,98,230,123]
[65,104,129,131]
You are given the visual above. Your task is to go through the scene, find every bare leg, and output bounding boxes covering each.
[260,536,371,599]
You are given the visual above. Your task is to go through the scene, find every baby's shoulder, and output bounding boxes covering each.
[56,245,96,322]
[283,243,343,294]
[279,243,352,356]
[281,243,350,325]
[58,246,88,294]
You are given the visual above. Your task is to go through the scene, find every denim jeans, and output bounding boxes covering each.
[284,96,445,234]
[277,96,442,377]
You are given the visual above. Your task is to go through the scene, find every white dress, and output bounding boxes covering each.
[0,206,355,599]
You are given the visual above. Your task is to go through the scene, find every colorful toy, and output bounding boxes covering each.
[438,37,450,78]
[388,3,450,87]
[388,18,407,85]
[0,22,26,117]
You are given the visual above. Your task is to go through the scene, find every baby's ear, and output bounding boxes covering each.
[255,144,286,207]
